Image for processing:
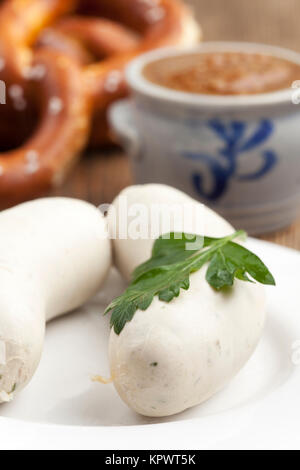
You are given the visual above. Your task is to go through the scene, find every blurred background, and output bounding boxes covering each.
[187,0,300,51]
[49,0,300,249]
[0,0,299,248]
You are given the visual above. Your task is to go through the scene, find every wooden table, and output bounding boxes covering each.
[51,149,300,251]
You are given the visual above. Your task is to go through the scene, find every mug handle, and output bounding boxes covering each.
[109,99,141,158]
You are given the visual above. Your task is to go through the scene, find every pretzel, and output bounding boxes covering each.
[0,0,76,87]
[37,17,139,66]
[0,0,200,207]
[0,49,90,209]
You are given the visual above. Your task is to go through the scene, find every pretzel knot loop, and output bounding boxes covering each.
[0,0,200,208]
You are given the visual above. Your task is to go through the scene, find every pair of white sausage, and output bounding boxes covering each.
[0,185,266,418]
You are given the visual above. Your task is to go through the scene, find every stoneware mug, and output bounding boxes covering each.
[109,42,300,234]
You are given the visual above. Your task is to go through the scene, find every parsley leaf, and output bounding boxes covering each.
[105,231,275,334]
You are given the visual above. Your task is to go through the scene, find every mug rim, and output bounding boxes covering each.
[126,41,300,109]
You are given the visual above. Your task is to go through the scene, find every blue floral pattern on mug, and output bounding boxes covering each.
[183,119,278,200]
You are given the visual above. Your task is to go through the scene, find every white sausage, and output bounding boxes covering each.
[108,184,234,281]
[0,198,111,403]
[108,184,266,417]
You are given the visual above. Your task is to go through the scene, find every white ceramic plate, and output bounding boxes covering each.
[0,239,299,450]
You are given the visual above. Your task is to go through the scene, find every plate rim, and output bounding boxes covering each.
[0,238,299,450]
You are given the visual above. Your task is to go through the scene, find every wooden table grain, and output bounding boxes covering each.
[52,0,300,252]
[51,150,300,251]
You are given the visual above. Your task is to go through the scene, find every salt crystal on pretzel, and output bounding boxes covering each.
[25,150,39,162]
[23,64,47,80]
[48,96,64,115]
[25,150,40,174]
[9,84,23,99]
[145,6,166,24]
[104,70,123,93]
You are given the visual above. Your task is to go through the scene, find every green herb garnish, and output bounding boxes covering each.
[105,231,275,334]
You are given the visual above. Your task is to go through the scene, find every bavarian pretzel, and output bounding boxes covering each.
[0,49,90,208]
[0,0,200,208]
[37,17,139,66]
